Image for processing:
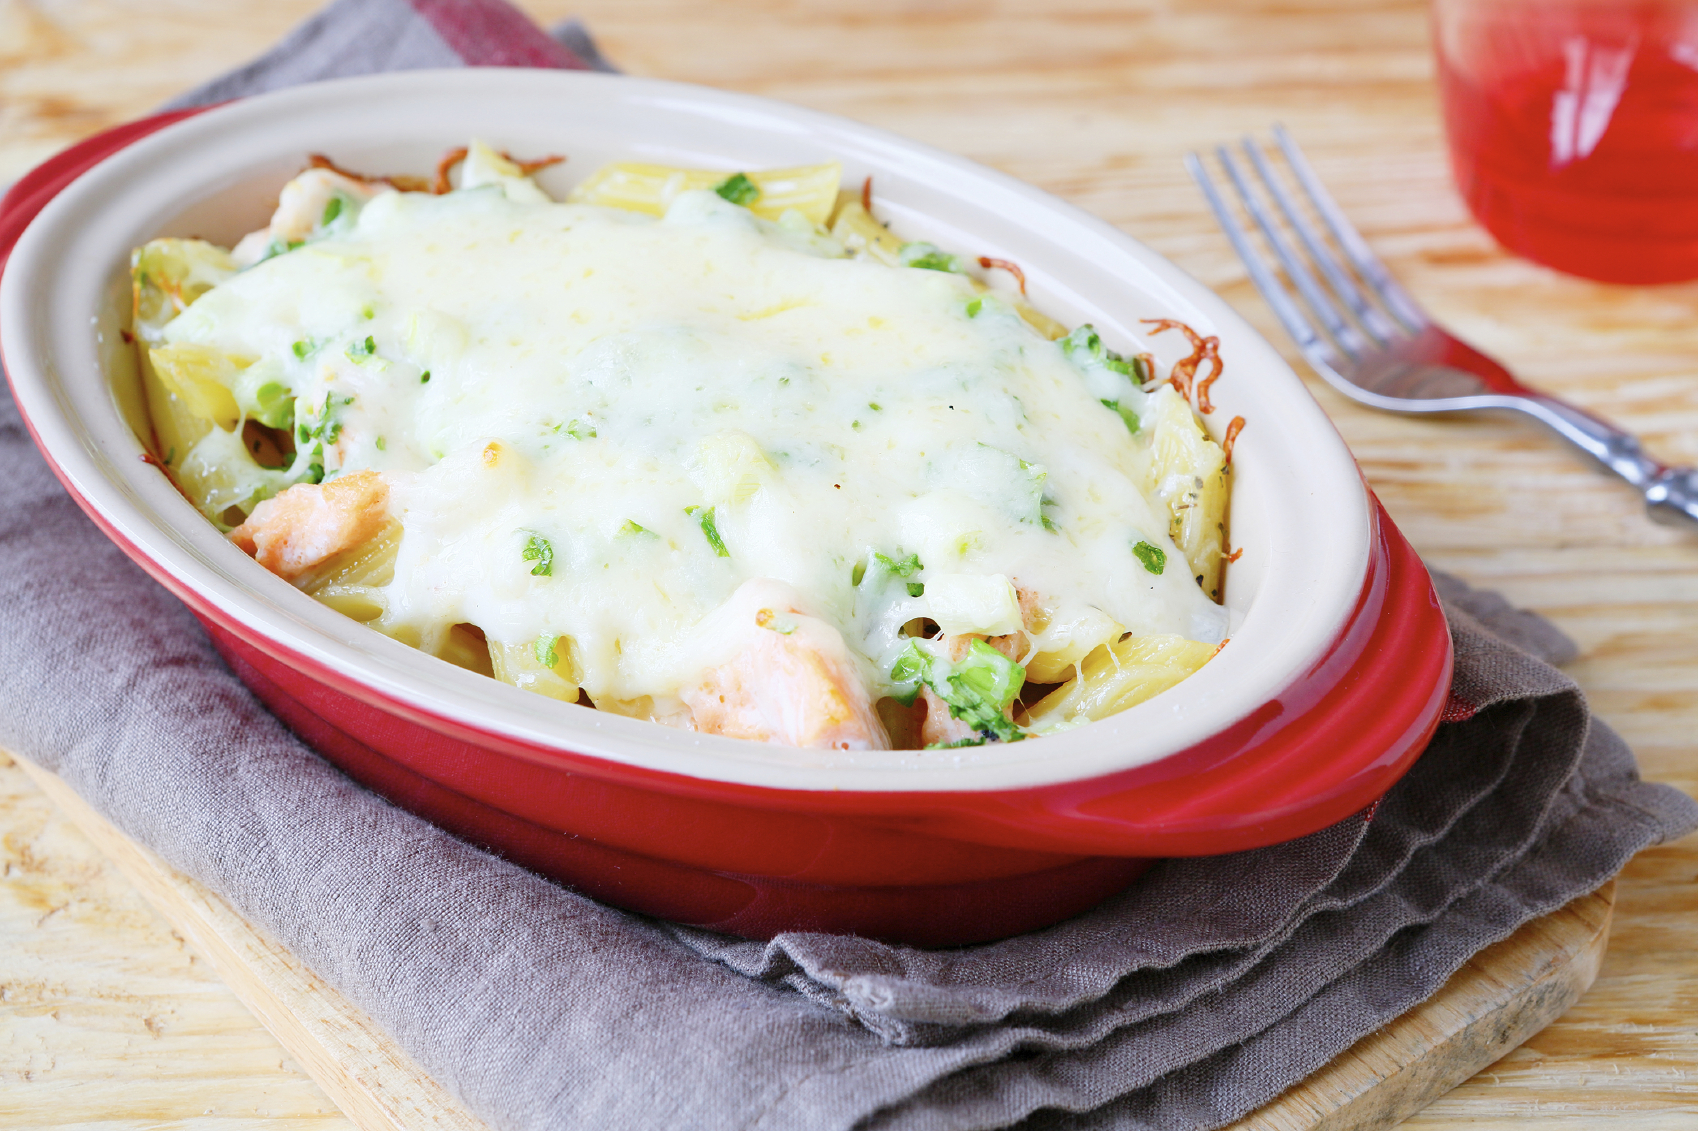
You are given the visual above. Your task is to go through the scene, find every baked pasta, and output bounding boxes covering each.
[131,141,1237,754]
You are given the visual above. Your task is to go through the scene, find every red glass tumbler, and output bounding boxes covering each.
[1434,0,1698,283]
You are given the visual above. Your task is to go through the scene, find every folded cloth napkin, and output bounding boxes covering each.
[3,2,1695,1128]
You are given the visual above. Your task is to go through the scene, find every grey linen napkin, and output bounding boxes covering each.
[4,3,1696,1128]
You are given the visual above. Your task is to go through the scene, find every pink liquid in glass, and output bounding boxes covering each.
[1434,0,1698,283]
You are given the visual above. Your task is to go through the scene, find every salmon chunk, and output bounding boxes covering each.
[229,471,391,581]
[268,168,389,244]
[919,684,981,747]
[686,604,889,751]
[919,584,1045,747]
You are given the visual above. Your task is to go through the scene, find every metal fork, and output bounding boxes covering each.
[1187,125,1698,529]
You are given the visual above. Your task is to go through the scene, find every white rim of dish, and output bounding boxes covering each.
[1,68,1371,794]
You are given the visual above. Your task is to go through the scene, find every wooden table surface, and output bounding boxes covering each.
[4,1,1698,1126]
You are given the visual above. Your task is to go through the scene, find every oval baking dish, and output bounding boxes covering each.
[0,69,1451,945]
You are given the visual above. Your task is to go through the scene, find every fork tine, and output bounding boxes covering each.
[1240,139,1403,346]
[1183,151,1350,383]
[1271,124,1428,333]
[1214,144,1370,361]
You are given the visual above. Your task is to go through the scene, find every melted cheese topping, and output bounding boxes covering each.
[164,182,1227,719]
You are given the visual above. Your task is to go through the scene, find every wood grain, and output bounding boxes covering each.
[5,754,483,1131]
[3,0,1697,1126]
[0,751,354,1130]
[1240,885,1613,1131]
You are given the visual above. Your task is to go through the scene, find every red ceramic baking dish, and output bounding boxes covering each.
[0,70,1451,946]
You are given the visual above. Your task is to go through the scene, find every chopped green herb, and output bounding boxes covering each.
[851,420,863,431]
[1133,540,1167,575]
[244,381,293,430]
[1101,398,1141,435]
[898,242,966,273]
[889,639,1026,742]
[714,172,760,206]
[1010,455,1057,531]
[868,402,882,411]
[685,505,730,558]
[521,532,554,577]
[858,550,925,595]
[293,391,345,451]
[375,436,386,451]
[965,296,983,318]
[619,520,655,537]
[346,335,376,360]
[320,392,343,443]
[291,339,315,360]
[534,633,559,669]
[563,418,597,440]
[420,370,431,384]
[361,303,375,320]
[873,551,923,578]
[1061,323,1134,379]
[321,196,344,226]
[1038,483,1063,533]
[926,735,989,749]
[889,641,930,705]
[953,640,1025,714]
[1061,324,1100,357]
[258,238,304,263]
[165,447,175,465]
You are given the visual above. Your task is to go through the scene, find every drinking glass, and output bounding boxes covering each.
[1433,0,1698,283]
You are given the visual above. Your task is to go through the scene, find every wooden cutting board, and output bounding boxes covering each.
[10,754,1613,1131]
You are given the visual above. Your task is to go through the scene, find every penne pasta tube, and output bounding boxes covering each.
[139,346,215,473]
[312,586,387,624]
[1012,299,1069,342]
[489,635,581,703]
[132,237,240,472]
[1023,606,1124,685]
[147,343,246,430]
[1023,633,1216,729]
[828,192,905,265]
[297,518,403,592]
[568,161,842,225]
[1140,387,1230,603]
[434,622,495,678]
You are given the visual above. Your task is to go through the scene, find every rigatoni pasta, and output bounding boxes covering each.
[130,140,1238,754]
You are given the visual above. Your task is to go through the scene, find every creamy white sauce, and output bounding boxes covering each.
[165,183,1227,710]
